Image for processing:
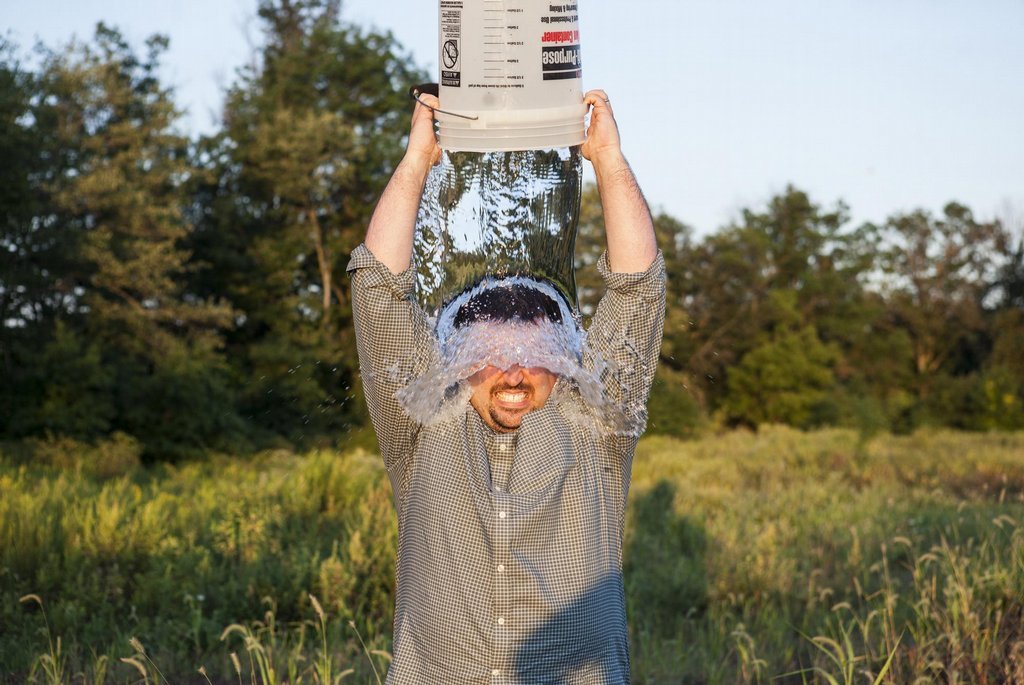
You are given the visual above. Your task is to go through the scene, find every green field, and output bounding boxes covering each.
[2,427,1022,684]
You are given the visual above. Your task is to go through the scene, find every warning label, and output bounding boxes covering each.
[441,39,460,86]
[541,44,581,80]
[440,1,462,86]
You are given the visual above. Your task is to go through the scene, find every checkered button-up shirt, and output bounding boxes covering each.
[348,244,666,685]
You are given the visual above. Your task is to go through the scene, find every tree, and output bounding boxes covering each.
[0,40,51,429]
[189,0,426,442]
[989,236,1024,387]
[12,26,240,455]
[576,182,692,318]
[975,214,1024,428]
[574,183,606,320]
[575,183,701,434]
[0,41,42,333]
[677,187,873,415]
[723,324,840,429]
[5,322,115,437]
[873,203,1008,393]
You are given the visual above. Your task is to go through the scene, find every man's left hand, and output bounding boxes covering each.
[581,89,623,169]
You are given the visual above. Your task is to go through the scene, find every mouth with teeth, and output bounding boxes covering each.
[493,386,532,410]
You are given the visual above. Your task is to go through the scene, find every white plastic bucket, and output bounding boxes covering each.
[437,0,587,152]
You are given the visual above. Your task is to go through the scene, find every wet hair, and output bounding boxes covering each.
[453,282,564,328]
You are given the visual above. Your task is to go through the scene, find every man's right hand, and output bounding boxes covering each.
[364,94,442,273]
[406,94,442,169]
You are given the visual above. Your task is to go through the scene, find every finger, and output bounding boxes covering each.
[418,93,440,109]
[583,89,611,109]
[412,93,440,122]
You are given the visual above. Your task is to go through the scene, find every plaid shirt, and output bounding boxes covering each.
[348,244,666,685]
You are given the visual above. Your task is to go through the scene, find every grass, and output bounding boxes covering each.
[626,428,1024,683]
[2,427,1023,683]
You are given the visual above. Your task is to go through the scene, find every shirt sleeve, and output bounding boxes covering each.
[347,244,438,471]
[583,250,667,441]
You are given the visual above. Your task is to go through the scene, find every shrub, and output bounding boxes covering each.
[25,431,141,478]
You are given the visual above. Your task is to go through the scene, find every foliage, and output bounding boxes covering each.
[0,5,424,456]
[187,0,426,445]
[627,427,1024,683]
[6,321,116,438]
[3,429,1023,682]
[872,203,1008,393]
[1,2,1022,451]
[1,445,396,681]
[624,480,708,635]
[723,324,840,429]
[645,366,705,439]
[672,187,869,414]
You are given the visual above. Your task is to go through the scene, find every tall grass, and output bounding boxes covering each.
[3,427,1023,683]
[1,445,395,682]
[626,427,1024,683]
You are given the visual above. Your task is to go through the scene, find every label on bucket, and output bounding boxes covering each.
[438,0,582,90]
[437,0,586,151]
[440,1,462,87]
[541,45,581,80]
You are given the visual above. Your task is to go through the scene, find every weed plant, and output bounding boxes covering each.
[626,427,1024,683]
[3,427,1023,683]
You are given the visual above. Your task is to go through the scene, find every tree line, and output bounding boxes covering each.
[2,0,1021,460]
[576,183,1023,436]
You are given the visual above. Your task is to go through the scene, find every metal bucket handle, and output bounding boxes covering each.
[409,83,479,121]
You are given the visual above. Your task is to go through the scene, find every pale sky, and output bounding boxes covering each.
[5,0,1024,236]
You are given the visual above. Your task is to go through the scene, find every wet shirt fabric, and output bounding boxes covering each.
[347,244,666,685]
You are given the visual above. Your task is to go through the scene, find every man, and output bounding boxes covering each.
[348,89,665,684]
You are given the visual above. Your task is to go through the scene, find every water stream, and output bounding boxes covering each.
[403,147,636,435]
[413,147,583,316]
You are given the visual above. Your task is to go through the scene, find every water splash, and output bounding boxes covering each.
[394,275,635,436]
[402,148,638,436]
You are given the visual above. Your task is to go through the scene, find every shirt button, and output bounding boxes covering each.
[497,617,505,625]
[497,564,505,573]
[492,669,500,676]
[498,511,507,519]
[498,443,507,452]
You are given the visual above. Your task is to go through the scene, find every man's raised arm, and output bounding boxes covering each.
[581,89,658,274]
[348,96,441,472]
[580,89,666,441]
[364,95,442,273]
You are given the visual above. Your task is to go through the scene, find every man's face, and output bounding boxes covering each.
[467,364,558,433]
